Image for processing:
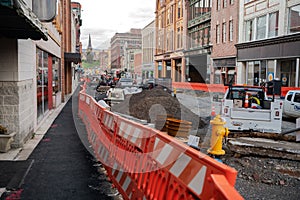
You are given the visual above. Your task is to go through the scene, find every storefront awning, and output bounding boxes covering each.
[64,52,81,63]
[0,0,48,40]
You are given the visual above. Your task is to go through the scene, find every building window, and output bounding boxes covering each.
[268,11,279,38]
[167,8,170,24]
[230,0,234,5]
[222,22,226,43]
[256,15,267,40]
[288,4,300,34]
[245,19,254,41]
[216,24,220,44]
[223,0,227,8]
[229,20,233,41]
[52,57,61,94]
[177,0,182,18]
[217,0,221,10]
[177,28,180,49]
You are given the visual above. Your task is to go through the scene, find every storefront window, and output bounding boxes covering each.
[36,49,49,123]
[288,4,300,34]
[166,61,171,78]
[247,61,267,86]
[280,60,297,87]
[247,62,254,85]
[261,61,267,84]
[52,57,61,93]
[214,69,221,84]
[253,61,260,86]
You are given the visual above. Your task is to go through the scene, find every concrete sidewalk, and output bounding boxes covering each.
[0,96,70,161]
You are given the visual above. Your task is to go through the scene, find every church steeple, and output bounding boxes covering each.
[86,34,93,63]
[87,34,92,50]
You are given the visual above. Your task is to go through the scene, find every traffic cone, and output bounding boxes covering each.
[211,103,216,117]
[244,93,249,108]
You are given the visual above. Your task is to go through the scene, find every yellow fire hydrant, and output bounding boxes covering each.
[207,115,229,156]
[173,88,177,98]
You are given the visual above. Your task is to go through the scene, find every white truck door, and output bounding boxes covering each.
[290,92,300,118]
[283,91,294,116]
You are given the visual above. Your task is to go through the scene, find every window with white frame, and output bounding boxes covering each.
[245,19,254,41]
[256,15,267,40]
[217,0,221,10]
[268,11,279,38]
[288,4,300,33]
[229,20,233,41]
[222,22,226,42]
[223,0,227,8]
[216,24,220,43]
[230,0,234,5]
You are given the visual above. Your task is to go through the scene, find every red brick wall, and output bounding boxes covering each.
[211,1,239,58]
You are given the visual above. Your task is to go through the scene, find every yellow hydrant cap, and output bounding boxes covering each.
[210,115,226,125]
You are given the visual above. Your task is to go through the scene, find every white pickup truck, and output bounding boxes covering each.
[221,86,283,133]
[283,90,300,118]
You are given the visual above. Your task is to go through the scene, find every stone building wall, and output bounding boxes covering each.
[0,80,35,148]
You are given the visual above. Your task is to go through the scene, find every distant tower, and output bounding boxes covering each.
[86,34,94,63]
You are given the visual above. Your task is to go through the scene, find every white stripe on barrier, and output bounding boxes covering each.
[102,147,109,163]
[124,124,132,139]
[123,176,131,192]
[85,97,90,105]
[131,128,142,146]
[155,142,173,165]
[154,137,159,150]
[112,162,118,174]
[104,114,109,126]
[80,94,85,101]
[108,115,114,130]
[116,170,123,183]
[98,146,103,158]
[169,153,191,177]
[91,132,96,143]
[188,166,207,195]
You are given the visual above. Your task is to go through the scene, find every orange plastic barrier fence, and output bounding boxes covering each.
[173,82,300,97]
[78,83,244,200]
[172,82,228,93]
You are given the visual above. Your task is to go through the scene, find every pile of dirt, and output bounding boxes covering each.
[111,88,208,130]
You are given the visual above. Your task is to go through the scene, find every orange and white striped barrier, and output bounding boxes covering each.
[78,81,244,200]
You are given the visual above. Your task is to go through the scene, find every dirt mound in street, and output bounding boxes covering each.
[111,88,208,130]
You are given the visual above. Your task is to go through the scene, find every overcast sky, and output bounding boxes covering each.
[75,0,156,50]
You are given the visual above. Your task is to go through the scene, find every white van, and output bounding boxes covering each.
[283,90,300,118]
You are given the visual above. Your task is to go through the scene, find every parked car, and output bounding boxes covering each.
[116,78,133,88]
[283,90,300,118]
